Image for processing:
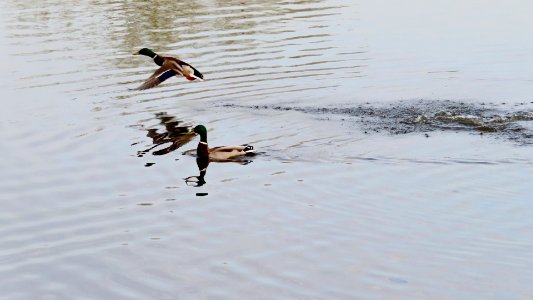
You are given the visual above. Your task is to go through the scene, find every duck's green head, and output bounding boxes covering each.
[133,48,157,58]
[193,125,208,142]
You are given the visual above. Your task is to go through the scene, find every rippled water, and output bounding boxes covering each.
[1,0,532,299]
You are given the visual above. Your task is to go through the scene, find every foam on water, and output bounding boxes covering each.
[223,100,533,144]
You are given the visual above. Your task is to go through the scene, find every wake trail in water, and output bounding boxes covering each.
[222,100,533,145]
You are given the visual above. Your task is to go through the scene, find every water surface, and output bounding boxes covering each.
[1,0,532,299]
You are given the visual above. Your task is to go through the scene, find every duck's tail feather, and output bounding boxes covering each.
[181,61,204,81]
[192,67,204,80]
[243,145,255,155]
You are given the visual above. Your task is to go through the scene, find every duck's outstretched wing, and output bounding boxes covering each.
[147,65,169,79]
[136,69,177,90]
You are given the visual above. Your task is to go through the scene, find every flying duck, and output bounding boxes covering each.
[133,48,204,90]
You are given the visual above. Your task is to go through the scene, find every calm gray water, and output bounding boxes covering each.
[1,1,532,299]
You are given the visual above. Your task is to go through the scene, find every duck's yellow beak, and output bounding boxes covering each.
[132,51,140,55]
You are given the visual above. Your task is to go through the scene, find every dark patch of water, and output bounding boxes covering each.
[222,100,533,144]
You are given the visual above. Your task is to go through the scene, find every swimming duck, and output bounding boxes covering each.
[132,48,204,90]
[191,125,255,161]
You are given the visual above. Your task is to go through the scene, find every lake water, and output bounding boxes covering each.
[1,0,532,299]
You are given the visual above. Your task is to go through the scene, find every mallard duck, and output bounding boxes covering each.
[191,125,255,161]
[132,48,204,90]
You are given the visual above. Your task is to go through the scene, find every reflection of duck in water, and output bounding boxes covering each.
[137,112,195,157]
[185,157,209,187]
[132,48,204,90]
[188,125,255,162]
